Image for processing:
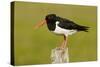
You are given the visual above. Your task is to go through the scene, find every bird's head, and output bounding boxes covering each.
[34,14,57,29]
[45,14,57,22]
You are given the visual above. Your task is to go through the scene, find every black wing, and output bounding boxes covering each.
[56,16,89,32]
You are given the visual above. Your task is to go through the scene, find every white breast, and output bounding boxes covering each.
[52,21,77,36]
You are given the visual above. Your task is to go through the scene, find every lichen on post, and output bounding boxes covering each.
[51,47,69,63]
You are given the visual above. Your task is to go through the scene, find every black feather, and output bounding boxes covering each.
[56,16,89,32]
[76,25,90,32]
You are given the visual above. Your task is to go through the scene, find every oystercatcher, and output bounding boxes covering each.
[34,14,89,49]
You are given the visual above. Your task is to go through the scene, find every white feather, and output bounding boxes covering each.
[52,21,77,37]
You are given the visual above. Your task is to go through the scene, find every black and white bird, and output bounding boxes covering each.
[34,14,89,49]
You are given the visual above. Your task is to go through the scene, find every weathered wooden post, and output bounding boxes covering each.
[51,47,69,63]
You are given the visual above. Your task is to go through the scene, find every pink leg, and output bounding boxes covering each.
[60,35,68,49]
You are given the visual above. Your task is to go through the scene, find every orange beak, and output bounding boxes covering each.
[34,20,46,29]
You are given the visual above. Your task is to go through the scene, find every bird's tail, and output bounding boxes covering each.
[77,25,90,32]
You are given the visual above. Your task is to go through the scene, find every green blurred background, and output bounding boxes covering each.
[13,1,97,65]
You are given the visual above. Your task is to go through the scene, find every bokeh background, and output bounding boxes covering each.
[13,1,97,65]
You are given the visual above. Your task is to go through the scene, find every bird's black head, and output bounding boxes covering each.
[45,14,57,22]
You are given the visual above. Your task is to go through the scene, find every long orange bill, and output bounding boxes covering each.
[34,20,46,29]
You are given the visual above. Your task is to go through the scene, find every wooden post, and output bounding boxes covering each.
[51,47,69,63]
